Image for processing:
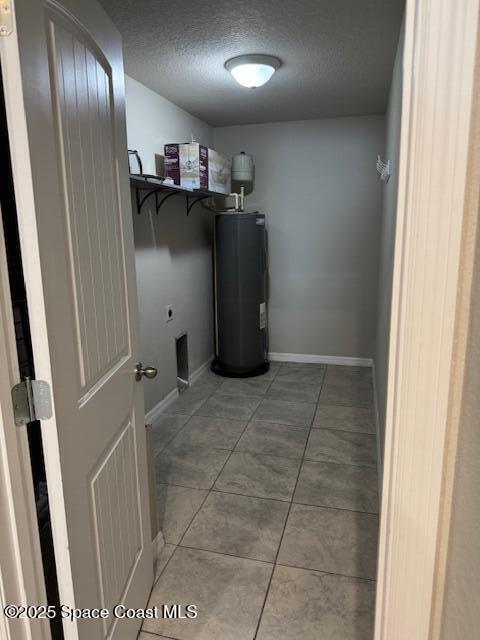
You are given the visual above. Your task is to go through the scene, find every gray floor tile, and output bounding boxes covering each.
[278,503,378,579]
[196,393,261,420]
[143,547,272,640]
[166,386,212,415]
[294,460,379,513]
[280,361,327,369]
[324,365,373,386]
[214,452,301,501]
[194,369,225,389]
[260,362,281,380]
[313,404,375,434]
[168,415,247,450]
[253,398,315,428]
[235,420,308,459]
[266,378,322,403]
[305,428,377,467]
[182,492,289,562]
[151,414,191,454]
[156,484,208,544]
[276,363,326,383]
[156,446,230,490]
[154,542,176,582]
[256,564,375,640]
[138,633,172,639]
[319,380,374,408]
[218,377,272,397]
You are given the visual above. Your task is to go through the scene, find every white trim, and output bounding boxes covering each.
[268,352,372,367]
[152,530,165,560]
[145,387,179,425]
[371,360,383,498]
[190,355,214,383]
[145,355,214,424]
[375,1,479,639]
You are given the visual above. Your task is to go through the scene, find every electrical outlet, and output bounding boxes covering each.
[166,305,174,322]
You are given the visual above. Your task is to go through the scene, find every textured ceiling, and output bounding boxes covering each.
[99,0,404,126]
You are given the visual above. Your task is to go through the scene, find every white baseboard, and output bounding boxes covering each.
[268,352,373,367]
[152,530,165,556]
[189,355,213,383]
[145,355,214,425]
[371,360,383,498]
[145,386,179,425]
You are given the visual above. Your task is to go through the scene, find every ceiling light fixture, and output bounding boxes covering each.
[225,54,281,88]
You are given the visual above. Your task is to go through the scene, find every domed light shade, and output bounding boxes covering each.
[225,55,281,88]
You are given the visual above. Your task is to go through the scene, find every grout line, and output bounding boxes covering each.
[149,374,230,592]
[177,543,275,566]
[219,449,306,462]
[159,372,281,606]
[140,629,180,640]
[300,458,378,470]
[310,425,377,436]
[316,400,374,410]
[240,418,311,430]
[151,364,380,638]
[173,544,377,583]
[209,487,291,504]
[274,562,377,583]
[288,500,379,516]
[310,425,377,437]
[232,449,306,461]
[302,456,376,469]
[174,410,253,550]
[252,364,327,638]
[155,484,379,515]
[153,379,225,454]
[172,544,377,584]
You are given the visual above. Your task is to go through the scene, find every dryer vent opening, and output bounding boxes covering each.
[176,333,189,393]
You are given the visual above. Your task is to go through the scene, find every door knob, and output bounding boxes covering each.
[135,363,158,381]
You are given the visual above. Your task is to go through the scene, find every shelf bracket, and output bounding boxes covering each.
[186,194,210,216]
[155,190,180,214]
[136,187,160,214]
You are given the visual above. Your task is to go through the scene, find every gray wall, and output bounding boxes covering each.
[374,22,405,454]
[125,76,215,413]
[214,116,385,359]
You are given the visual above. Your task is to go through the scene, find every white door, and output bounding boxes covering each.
[1,1,153,638]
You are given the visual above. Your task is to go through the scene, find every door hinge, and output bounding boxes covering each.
[11,378,52,426]
[0,0,13,37]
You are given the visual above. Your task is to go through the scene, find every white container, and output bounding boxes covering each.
[232,152,254,183]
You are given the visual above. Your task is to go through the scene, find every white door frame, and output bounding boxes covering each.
[375,0,479,639]
[0,206,51,640]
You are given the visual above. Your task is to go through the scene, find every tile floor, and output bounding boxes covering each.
[141,362,378,640]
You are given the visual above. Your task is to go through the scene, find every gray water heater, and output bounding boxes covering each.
[212,212,269,377]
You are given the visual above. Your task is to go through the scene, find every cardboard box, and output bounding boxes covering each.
[164,143,231,194]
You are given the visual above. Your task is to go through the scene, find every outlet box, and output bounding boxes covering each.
[166,305,174,322]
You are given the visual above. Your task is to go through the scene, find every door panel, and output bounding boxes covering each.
[1,0,153,638]
[49,15,130,393]
[91,419,142,633]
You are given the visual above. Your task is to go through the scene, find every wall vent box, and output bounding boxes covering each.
[176,333,189,394]
[164,143,231,194]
